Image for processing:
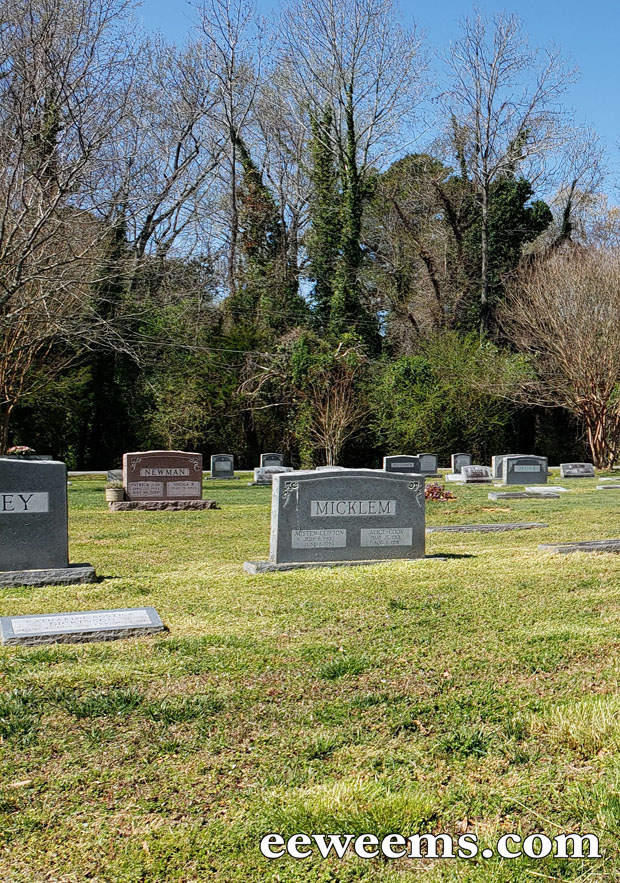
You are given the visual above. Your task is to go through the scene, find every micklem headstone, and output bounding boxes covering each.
[560,462,595,479]
[210,454,235,479]
[383,455,421,474]
[502,455,548,486]
[244,469,426,572]
[0,457,96,586]
[451,453,472,474]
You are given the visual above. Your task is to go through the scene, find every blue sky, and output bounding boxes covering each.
[137,0,620,190]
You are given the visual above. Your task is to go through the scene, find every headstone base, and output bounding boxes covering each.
[0,564,97,588]
[244,556,444,574]
[426,522,547,533]
[109,500,217,511]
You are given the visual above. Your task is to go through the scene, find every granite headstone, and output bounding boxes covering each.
[502,455,548,486]
[383,455,422,475]
[417,453,438,477]
[260,453,285,468]
[560,462,595,479]
[123,450,203,501]
[461,465,493,483]
[210,454,235,479]
[0,456,96,585]
[451,453,472,474]
[0,606,164,645]
[245,468,426,572]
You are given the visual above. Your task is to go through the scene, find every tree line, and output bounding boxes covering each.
[3,0,619,468]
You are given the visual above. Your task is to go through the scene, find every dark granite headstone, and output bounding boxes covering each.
[122,451,202,501]
[451,453,472,474]
[560,462,595,478]
[0,457,96,586]
[383,455,422,474]
[260,453,285,468]
[0,606,164,645]
[502,455,548,486]
[245,469,425,572]
[210,454,235,479]
[417,453,438,476]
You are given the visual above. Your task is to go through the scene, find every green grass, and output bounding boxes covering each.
[1,472,620,880]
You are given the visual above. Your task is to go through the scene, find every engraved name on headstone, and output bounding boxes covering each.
[123,451,203,501]
[0,606,164,645]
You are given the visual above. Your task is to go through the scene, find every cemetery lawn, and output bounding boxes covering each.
[3,475,620,882]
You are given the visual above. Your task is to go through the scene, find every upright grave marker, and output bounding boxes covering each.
[492,454,522,479]
[210,454,236,479]
[461,465,493,483]
[451,453,472,474]
[260,453,285,468]
[123,451,202,501]
[383,455,421,474]
[0,457,96,586]
[417,453,438,477]
[502,455,548,486]
[245,469,426,572]
[251,466,294,486]
[560,462,595,478]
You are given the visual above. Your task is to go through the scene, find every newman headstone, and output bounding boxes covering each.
[122,451,203,501]
[560,462,595,479]
[417,453,438,477]
[383,455,422,475]
[502,455,548,486]
[451,453,472,474]
[210,454,235,479]
[260,453,285,468]
[0,457,96,586]
[244,468,426,572]
[0,606,164,646]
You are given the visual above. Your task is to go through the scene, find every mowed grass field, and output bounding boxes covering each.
[3,474,620,882]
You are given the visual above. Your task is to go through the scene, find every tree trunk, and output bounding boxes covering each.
[480,182,490,336]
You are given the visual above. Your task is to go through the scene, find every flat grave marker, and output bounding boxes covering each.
[427,522,547,534]
[540,539,620,555]
[461,465,493,483]
[0,606,164,645]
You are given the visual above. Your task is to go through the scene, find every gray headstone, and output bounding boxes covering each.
[315,466,346,471]
[461,465,492,483]
[252,466,294,485]
[0,457,69,571]
[451,453,472,474]
[383,455,422,474]
[246,469,425,571]
[492,454,522,479]
[260,453,285,468]
[560,462,595,478]
[210,454,235,479]
[107,469,122,482]
[0,606,164,646]
[417,453,438,476]
[502,455,548,485]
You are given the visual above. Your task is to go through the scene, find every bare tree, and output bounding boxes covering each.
[502,247,620,468]
[443,11,576,333]
[0,0,136,450]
